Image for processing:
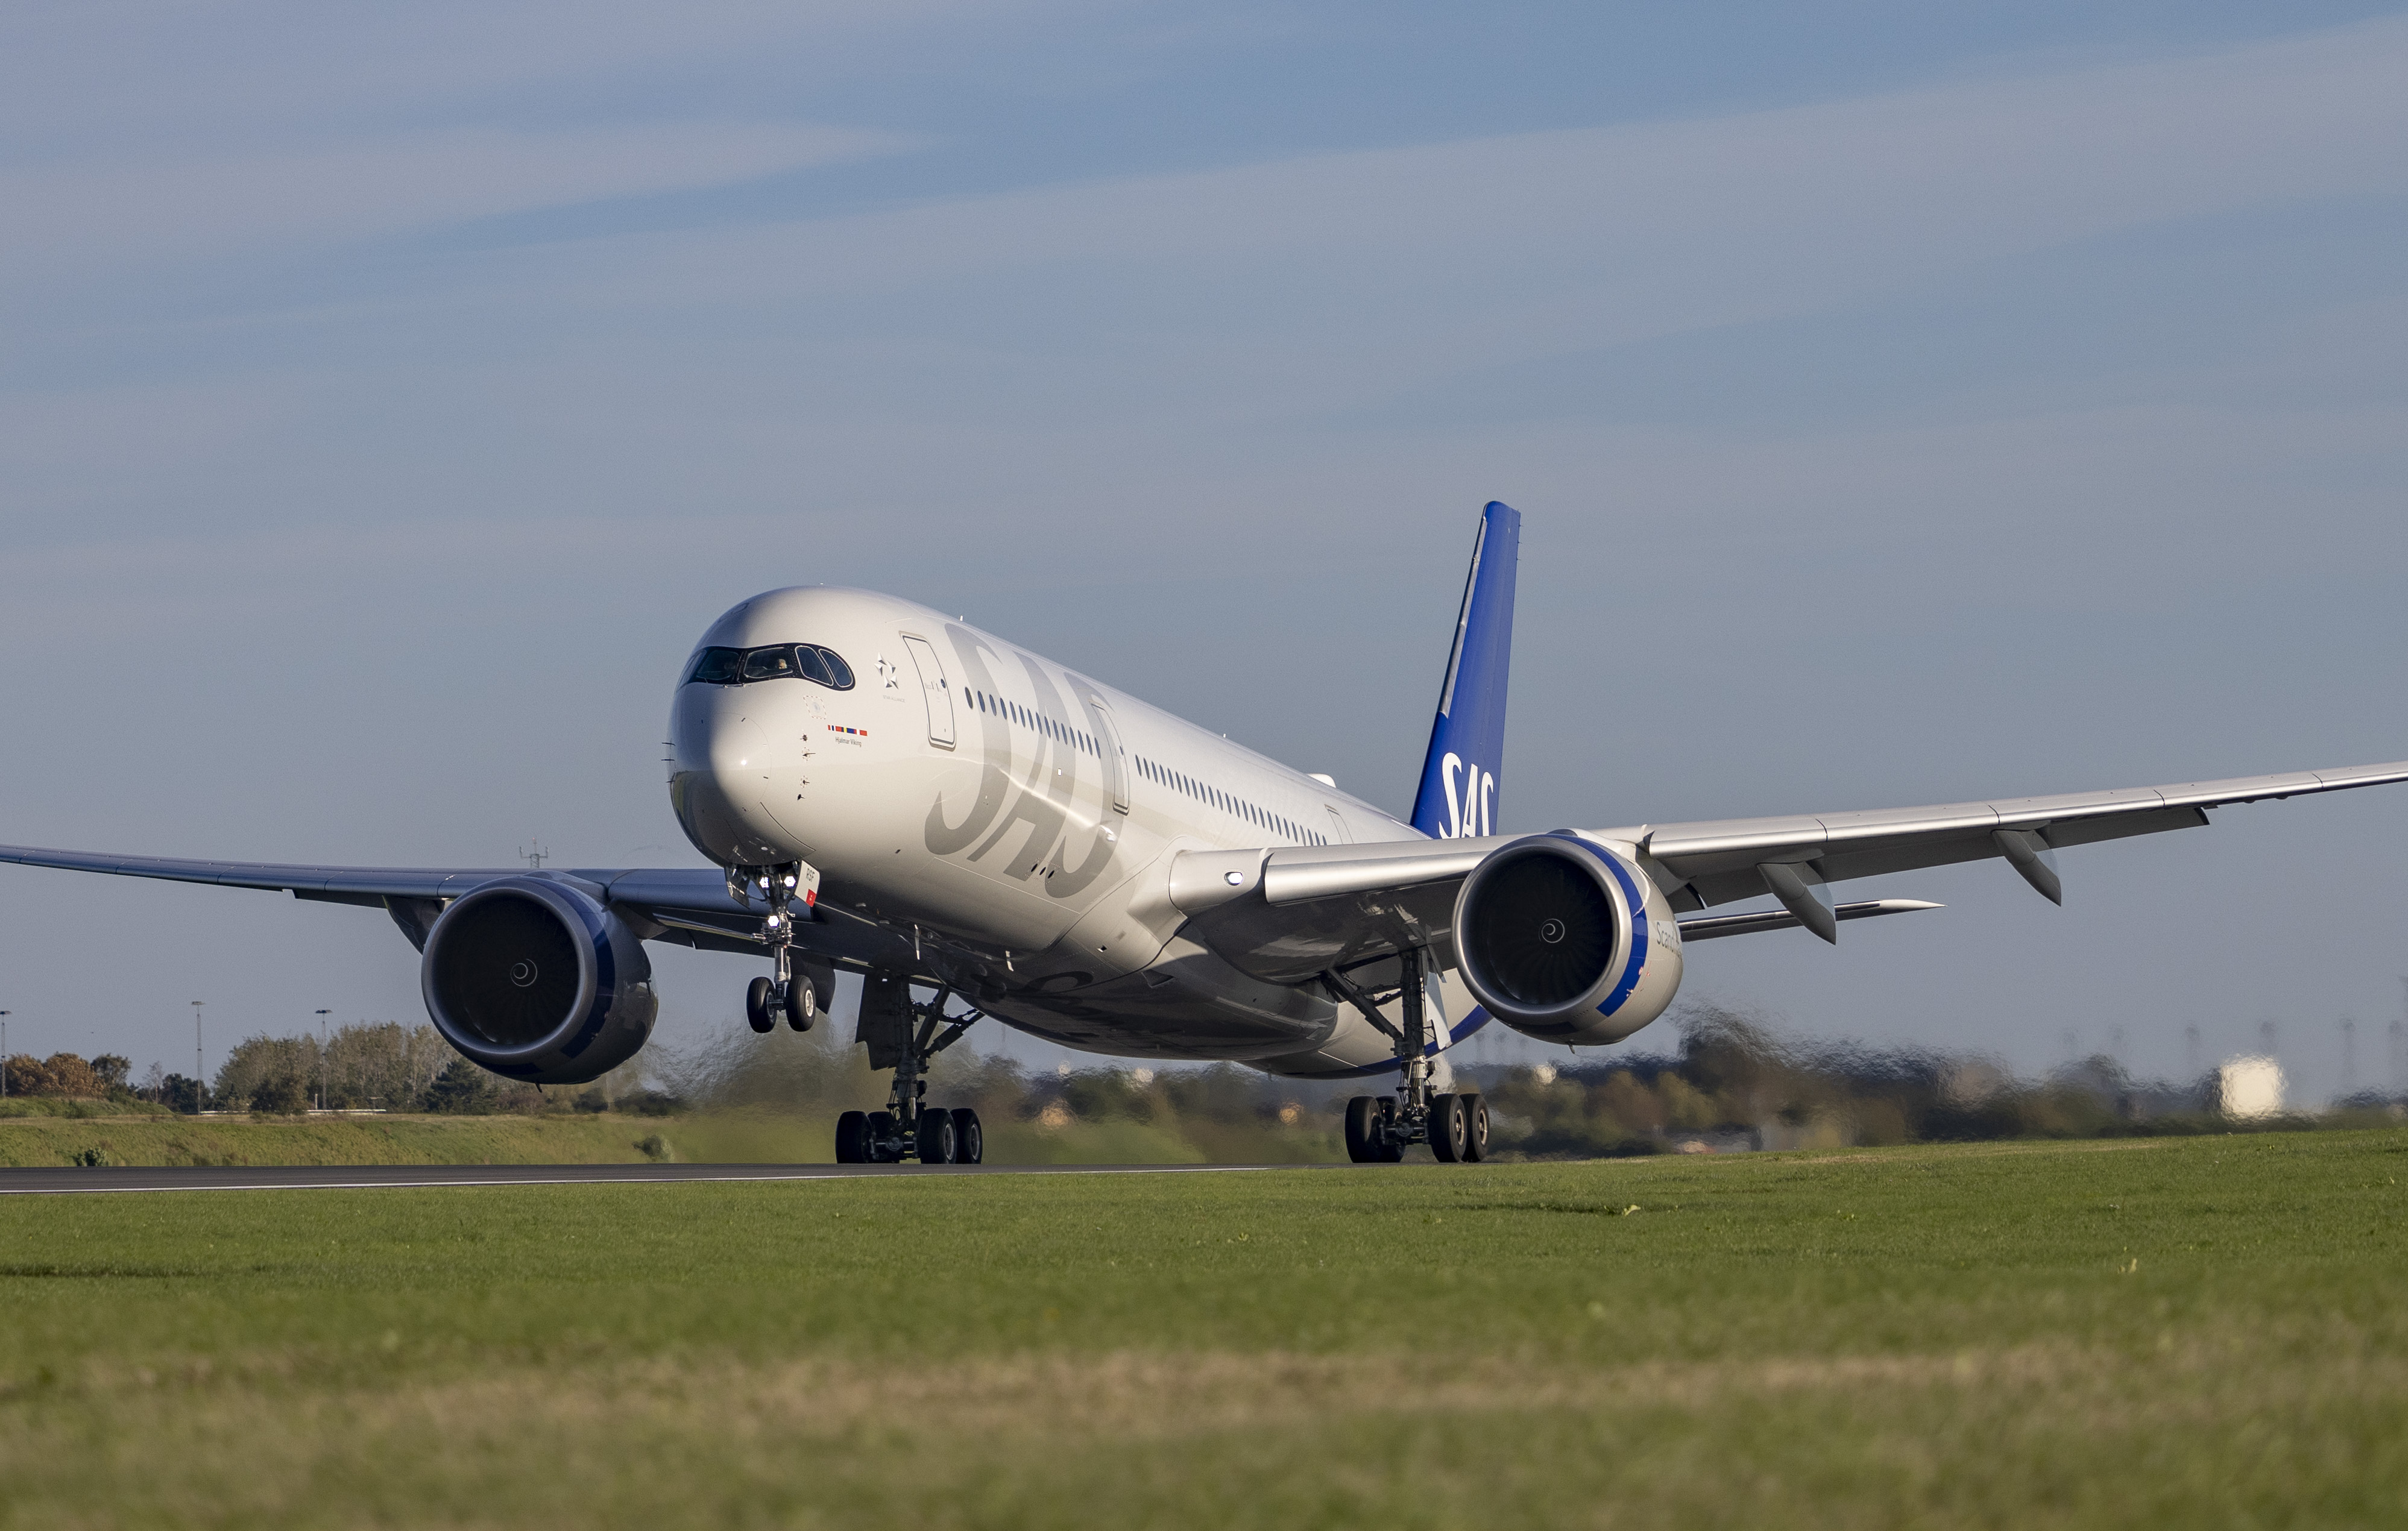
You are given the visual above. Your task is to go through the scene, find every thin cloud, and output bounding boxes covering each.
[491,14,2408,405]
[0,121,917,268]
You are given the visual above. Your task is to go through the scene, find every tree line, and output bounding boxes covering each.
[5,1023,522,1115]
[8,1003,2402,1145]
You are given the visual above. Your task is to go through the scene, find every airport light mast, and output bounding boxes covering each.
[191,1001,204,1108]
[315,1009,331,1110]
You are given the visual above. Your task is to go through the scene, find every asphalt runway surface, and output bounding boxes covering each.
[0,1162,1343,1195]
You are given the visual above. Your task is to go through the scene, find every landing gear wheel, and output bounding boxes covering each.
[1429,1093,1467,1162]
[1374,1097,1404,1163]
[745,976,777,1034]
[1462,1093,1489,1162]
[918,1109,959,1165]
[782,975,816,1032]
[1343,1095,1382,1163]
[851,978,990,1169]
[834,1110,869,1164]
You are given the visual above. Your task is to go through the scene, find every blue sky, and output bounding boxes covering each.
[5,2,2408,1100]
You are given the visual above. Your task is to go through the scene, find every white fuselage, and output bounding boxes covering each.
[667,586,1439,1075]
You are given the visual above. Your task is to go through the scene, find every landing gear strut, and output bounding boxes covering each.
[834,978,985,1165]
[730,863,827,1034]
[1326,949,1487,1165]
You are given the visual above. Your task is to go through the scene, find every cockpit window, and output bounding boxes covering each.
[686,643,856,690]
[740,646,798,681]
[688,647,742,684]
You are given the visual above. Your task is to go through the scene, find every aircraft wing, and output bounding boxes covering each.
[0,844,916,968]
[1628,758,2408,914]
[1170,756,2408,981]
[0,844,522,905]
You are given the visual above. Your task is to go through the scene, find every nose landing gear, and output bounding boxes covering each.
[834,976,985,1165]
[730,862,830,1034]
[1326,949,1487,1165]
[744,963,825,1033]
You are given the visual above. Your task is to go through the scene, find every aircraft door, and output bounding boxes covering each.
[1092,702,1130,814]
[901,635,955,748]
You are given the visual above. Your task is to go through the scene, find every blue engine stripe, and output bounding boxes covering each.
[1593,848,1649,1018]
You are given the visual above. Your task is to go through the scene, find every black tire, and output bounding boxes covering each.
[951,1107,983,1165]
[917,1108,958,1165]
[834,1110,869,1163]
[745,976,776,1033]
[1429,1093,1466,1162]
[1343,1095,1381,1162]
[783,976,815,1032]
[1462,1093,1489,1162]
[1374,1096,1404,1162]
[866,1110,896,1163]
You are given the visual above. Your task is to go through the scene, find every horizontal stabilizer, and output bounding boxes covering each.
[1677,898,1943,943]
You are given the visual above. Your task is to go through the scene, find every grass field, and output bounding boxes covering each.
[0,1107,1346,1169]
[4,1129,2404,1529]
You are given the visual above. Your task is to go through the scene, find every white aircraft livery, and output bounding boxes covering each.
[8,502,2407,1164]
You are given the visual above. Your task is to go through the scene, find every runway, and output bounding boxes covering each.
[0,1162,1343,1195]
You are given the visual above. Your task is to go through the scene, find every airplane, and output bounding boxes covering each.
[8,500,2407,1165]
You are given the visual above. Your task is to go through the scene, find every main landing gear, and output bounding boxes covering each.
[834,976,985,1165]
[1326,949,1489,1165]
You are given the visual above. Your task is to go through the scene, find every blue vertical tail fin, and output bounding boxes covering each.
[1410,501,1520,840]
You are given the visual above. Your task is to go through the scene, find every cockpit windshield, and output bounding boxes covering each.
[687,644,856,690]
[740,646,797,681]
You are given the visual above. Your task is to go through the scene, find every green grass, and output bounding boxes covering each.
[3,1130,2404,1528]
[0,1107,1346,1168]
[0,1096,175,1119]
[0,1111,669,1168]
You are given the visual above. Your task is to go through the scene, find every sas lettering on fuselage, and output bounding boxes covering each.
[922,625,1118,898]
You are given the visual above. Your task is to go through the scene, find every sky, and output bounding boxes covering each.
[5,2,2408,1104]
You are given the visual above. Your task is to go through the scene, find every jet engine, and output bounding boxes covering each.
[420,877,658,1084]
[1452,834,1682,1046]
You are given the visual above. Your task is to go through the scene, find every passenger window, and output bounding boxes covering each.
[688,647,742,685]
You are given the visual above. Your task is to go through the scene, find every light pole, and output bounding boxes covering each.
[315,1009,331,1110]
[191,1001,205,1108]
[1,1011,10,1098]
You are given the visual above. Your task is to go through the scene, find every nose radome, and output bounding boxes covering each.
[708,712,767,778]
[669,694,793,865]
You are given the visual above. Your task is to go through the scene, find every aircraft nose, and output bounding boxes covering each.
[668,690,792,865]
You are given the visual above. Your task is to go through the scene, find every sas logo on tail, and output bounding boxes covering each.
[1440,752,1494,839]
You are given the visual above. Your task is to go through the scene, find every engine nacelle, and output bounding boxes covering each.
[420,877,658,1084]
[1452,833,1683,1047]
